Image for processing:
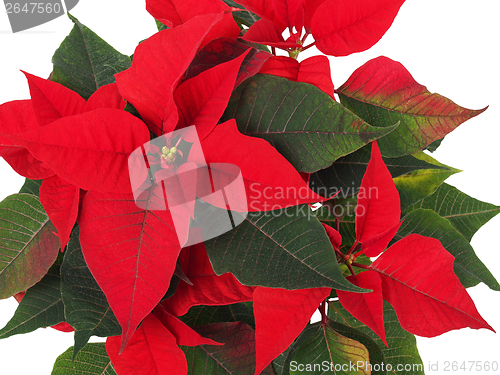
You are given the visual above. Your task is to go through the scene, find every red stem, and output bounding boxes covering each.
[301,41,316,52]
[347,263,357,277]
[319,300,327,324]
[271,46,276,55]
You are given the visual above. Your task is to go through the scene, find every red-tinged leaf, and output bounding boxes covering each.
[337,56,488,157]
[146,0,227,28]
[370,234,494,337]
[163,243,254,316]
[84,83,125,111]
[200,120,326,211]
[12,109,150,194]
[39,175,79,251]
[2,148,55,179]
[243,19,301,49]
[154,306,222,346]
[253,286,330,375]
[311,0,406,56]
[51,322,74,332]
[355,142,400,249]
[79,189,183,351]
[259,56,299,80]
[106,314,187,374]
[23,71,86,125]
[322,222,342,250]
[336,271,387,346]
[174,50,250,139]
[185,38,272,89]
[297,55,335,99]
[272,0,304,30]
[115,13,225,135]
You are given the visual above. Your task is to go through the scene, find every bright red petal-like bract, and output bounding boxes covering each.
[259,55,335,98]
[243,19,301,49]
[115,13,225,135]
[253,286,330,375]
[200,120,327,211]
[336,271,387,345]
[106,314,187,375]
[272,0,304,30]
[154,306,222,346]
[371,234,494,337]
[297,55,335,99]
[146,0,227,28]
[259,56,299,81]
[10,109,150,194]
[79,190,182,351]
[84,83,125,112]
[39,175,79,251]
[23,72,86,126]
[174,50,250,139]
[322,223,342,250]
[355,141,400,256]
[163,243,254,316]
[0,100,55,179]
[311,0,406,56]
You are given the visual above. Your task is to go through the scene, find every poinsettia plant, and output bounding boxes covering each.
[0,0,499,374]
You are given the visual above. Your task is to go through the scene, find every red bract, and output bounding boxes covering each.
[115,12,230,135]
[79,189,184,352]
[331,141,493,341]
[106,314,188,375]
[199,120,326,211]
[370,234,494,336]
[163,243,254,316]
[355,141,401,257]
[240,0,406,56]
[253,287,331,375]
[260,55,335,98]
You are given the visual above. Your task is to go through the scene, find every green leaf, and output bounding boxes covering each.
[289,321,371,375]
[406,183,500,242]
[61,227,121,359]
[51,14,132,99]
[155,19,168,31]
[0,264,65,339]
[310,145,444,199]
[181,322,276,375]
[393,208,500,291]
[222,74,397,173]
[180,303,255,328]
[52,343,116,375]
[0,193,60,299]
[328,300,425,375]
[337,57,486,158]
[393,152,460,212]
[200,203,365,292]
[19,178,42,196]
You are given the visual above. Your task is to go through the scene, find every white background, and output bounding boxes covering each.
[1,1,499,374]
